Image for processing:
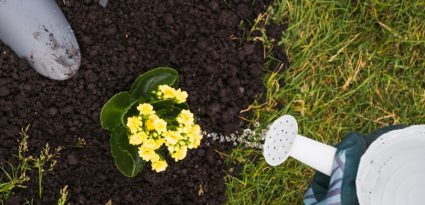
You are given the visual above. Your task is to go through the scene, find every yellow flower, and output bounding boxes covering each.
[127,116,142,134]
[175,89,188,103]
[187,124,202,149]
[138,147,156,161]
[167,145,175,153]
[145,115,158,131]
[188,124,201,135]
[157,85,188,103]
[142,139,157,149]
[129,132,148,145]
[177,126,188,134]
[188,135,202,149]
[155,138,165,149]
[177,110,194,125]
[159,85,177,99]
[179,132,188,140]
[172,145,187,161]
[151,160,168,172]
[153,118,167,133]
[137,103,154,115]
[164,130,180,145]
[150,153,160,163]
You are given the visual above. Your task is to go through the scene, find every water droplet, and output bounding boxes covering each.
[202,124,269,149]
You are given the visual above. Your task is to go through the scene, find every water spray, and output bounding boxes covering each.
[203,123,265,149]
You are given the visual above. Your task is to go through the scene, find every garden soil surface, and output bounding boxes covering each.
[0,0,274,204]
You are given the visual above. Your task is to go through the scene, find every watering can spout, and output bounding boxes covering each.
[0,0,80,80]
[290,134,336,176]
[263,115,337,176]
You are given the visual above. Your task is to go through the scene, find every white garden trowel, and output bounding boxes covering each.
[263,115,425,205]
[0,0,80,80]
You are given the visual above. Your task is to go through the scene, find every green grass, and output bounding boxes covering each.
[0,127,65,204]
[0,127,32,203]
[226,0,425,204]
[57,186,70,205]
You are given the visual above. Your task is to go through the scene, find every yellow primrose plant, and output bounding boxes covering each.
[100,67,202,177]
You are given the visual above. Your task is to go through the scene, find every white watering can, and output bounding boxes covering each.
[263,115,425,205]
[0,0,80,80]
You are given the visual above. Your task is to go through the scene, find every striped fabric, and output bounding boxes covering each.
[304,151,347,205]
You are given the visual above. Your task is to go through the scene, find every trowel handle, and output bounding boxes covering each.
[289,135,337,176]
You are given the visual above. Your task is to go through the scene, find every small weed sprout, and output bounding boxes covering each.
[33,143,62,199]
[0,126,31,202]
[57,185,69,205]
[75,137,86,148]
[22,199,34,205]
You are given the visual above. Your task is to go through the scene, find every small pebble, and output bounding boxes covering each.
[0,87,10,97]
[63,105,74,114]
[0,78,10,85]
[163,14,174,24]
[67,154,79,165]
[82,35,93,45]
[23,84,31,91]
[48,107,58,116]
[208,1,219,11]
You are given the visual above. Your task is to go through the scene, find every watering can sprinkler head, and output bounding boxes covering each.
[263,115,337,176]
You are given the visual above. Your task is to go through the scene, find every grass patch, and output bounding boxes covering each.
[226,0,425,204]
[0,126,65,204]
[0,127,32,202]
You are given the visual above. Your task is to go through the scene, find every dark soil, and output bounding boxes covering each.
[0,0,270,204]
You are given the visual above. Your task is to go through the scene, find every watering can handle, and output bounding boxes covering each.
[290,135,337,176]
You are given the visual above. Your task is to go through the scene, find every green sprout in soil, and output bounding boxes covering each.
[0,126,63,203]
[33,143,62,199]
[100,67,203,177]
[57,185,70,205]
[0,126,31,202]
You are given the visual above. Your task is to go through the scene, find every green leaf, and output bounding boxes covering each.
[130,67,178,100]
[110,126,144,177]
[156,107,181,119]
[100,92,133,131]
[121,100,140,127]
[150,100,188,120]
[151,100,188,110]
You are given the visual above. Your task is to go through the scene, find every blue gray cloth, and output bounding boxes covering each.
[304,150,348,205]
[304,125,405,205]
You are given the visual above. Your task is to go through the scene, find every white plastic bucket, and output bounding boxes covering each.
[356,125,425,205]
